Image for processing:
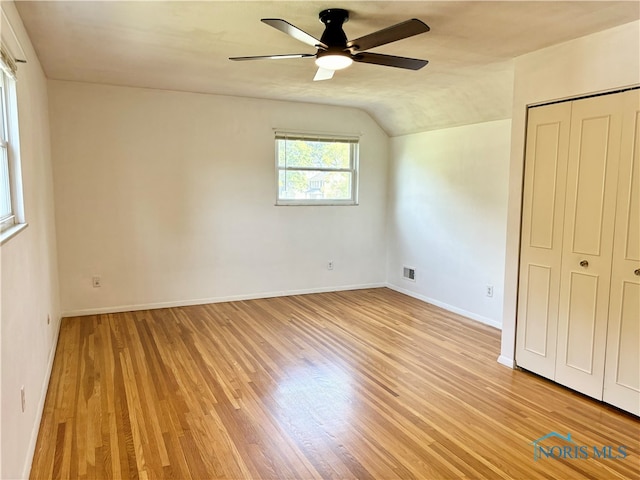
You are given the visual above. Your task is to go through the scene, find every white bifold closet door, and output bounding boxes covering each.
[516,89,640,416]
[602,91,640,415]
[554,92,626,399]
[516,102,571,380]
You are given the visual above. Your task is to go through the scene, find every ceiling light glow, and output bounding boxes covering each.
[315,54,353,70]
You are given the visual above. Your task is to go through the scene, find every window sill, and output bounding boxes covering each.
[0,222,28,245]
[276,201,359,206]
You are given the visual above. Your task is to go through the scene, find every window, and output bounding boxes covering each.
[276,132,359,205]
[0,43,25,243]
[0,71,10,221]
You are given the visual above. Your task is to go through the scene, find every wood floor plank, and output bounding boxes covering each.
[30,288,640,479]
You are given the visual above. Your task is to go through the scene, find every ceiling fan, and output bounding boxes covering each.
[229,8,430,81]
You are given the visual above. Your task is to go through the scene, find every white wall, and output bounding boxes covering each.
[48,81,389,315]
[0,2,61,478]
[386,119,512,328]
[500,20,640,367]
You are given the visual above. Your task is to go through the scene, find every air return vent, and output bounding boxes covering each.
[403,266,416,281]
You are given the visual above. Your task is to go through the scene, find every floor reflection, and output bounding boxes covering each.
[274,360,355,436]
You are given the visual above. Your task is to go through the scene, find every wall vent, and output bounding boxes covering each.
[403,266,416,281]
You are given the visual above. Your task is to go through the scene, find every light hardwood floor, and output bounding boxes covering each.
[31,288,639,479]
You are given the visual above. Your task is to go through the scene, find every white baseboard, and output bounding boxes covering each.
[497,355,515,369]
[22,316,62,479]
[385,283,503,330]
[61,283,386,318]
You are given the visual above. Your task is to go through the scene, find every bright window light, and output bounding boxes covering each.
[275,132,359,206]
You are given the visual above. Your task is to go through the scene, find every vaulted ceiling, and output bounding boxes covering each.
[14,1,640,136]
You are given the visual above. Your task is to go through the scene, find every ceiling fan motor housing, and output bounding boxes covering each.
[318,9,349,49]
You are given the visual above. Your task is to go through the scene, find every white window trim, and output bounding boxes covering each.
[0,42,26,245]
[275,131,360,206]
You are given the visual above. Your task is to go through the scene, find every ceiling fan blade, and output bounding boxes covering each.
[313,67,335,81]
[347,19,430,52]
[229,53,315,61]
[261,18,328,49]
[353,52,428,70]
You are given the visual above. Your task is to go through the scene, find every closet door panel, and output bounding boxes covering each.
[522,264,552,356]
[564,272,599,372]
[555,93,624,399]
[603,89,640,415]
[516,103,571,378]
[571,117,612,254]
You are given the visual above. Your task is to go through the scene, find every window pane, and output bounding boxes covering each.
[0,145,11,219]
[277,139,351,169]
[279,169,352,200]
[0,80,5,143]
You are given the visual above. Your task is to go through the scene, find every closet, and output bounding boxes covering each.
[516,88,639,415]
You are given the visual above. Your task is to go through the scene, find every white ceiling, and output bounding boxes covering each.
[14,1,640,136]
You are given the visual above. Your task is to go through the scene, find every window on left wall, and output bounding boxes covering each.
[0,43,26,244]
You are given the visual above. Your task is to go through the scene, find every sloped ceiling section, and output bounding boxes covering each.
[15,1,640,136]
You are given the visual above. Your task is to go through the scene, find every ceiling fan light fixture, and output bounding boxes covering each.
[231,12,430,80]
[315,53,353,70]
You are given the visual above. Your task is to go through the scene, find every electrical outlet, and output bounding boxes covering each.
[486,285,494,297]
[92,276,102,288]
[327,261,334,270]
[20,386,25,413]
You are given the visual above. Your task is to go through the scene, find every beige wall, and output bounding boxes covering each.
[48,81,389,315]
[0,2,61,478]
[387,119,512,327]
[500,20,640,367]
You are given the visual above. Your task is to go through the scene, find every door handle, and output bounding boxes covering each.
[580,260,589,268]
[635,268,640,276]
